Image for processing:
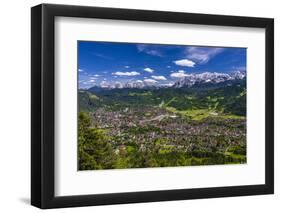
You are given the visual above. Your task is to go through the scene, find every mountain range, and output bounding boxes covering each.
[172,71,245,88]
[87,71,246,90]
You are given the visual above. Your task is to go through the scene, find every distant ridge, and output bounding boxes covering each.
[86,71,246,90]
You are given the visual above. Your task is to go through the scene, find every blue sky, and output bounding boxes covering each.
[78,41,246,88]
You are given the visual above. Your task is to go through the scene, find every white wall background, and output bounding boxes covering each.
[0,0,279,212]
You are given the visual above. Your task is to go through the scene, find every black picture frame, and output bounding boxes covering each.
[31,3,274,209]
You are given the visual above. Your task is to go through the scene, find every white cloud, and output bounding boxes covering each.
[174,59,195,67]
[146,50,162,57]
[160,83,174,87]
[112,71,140,76]
[185,47,224,64]
[144,79,157,85]
[167,66,171,68]
[170,70,188,78]
[232,66,246,71]
[89,79,95,82]
[125,66,130,68]
[151,75,167,81]
[144,68,154,73]
[137,44,163,57]
[100,81,110,88]
[78,69,84,72]
[93,74,100,77]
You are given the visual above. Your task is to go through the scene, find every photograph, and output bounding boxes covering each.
[29,3,274,209]
[78,41,247,170]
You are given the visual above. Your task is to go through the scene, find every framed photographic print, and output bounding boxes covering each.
[31,4,274,209]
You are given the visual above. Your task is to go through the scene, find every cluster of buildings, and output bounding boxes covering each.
[89,106,246,155]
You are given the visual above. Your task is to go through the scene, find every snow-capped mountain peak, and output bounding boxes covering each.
[173,71,245,88]
[90,71,245,90]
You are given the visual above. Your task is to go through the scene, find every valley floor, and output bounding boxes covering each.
[78,105,246,170]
